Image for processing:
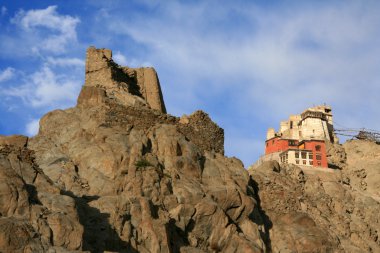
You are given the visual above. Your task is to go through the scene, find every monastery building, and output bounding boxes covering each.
[264,105,338,168]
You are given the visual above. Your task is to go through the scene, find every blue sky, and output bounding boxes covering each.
[1,0,380,166]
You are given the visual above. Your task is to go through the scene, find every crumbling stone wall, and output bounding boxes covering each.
[78,47,223,154]
[132,67,166,113]
[178,110,224,154]
[84,46,166,113]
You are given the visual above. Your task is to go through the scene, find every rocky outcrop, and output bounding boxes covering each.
[0,47,266,252]
[326,141,346,169]
[0,140,83,252]
[342,140,380,201]
[249,143,380,252]
[2,46,379,253]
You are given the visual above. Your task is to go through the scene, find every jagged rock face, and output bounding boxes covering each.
[249,141,380,253]
[27,91,263,252]
[326,141,347,169]
[2,46,379,253]
[342,140,380,201]
[0,47,266,252]
[0,137,83,252]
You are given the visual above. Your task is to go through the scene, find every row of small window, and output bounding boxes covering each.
[295,160,322,166]
[296,160,313,165]
[294,151,322,160]
[295,151,312,159]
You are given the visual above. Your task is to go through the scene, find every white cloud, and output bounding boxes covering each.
[25,119,39,136]
[1,6,7,16]
[109,2,380,103]
[113,51,128,66]
[0,67,15,82]
[3,66,80,108]
[47,57,84,67]
[113,51,152,67]
[11,5,80,54]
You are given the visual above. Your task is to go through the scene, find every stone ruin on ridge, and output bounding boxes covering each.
[83,46,166,113]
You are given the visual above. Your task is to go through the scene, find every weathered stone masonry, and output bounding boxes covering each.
[84,46,167,113]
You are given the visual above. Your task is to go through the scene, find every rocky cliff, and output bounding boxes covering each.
[0,47,379,253]
[249,141,380,252]
[0,47,265,253]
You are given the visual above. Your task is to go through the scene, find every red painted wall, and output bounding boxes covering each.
[303,141,328,167]
[265,138,328,168]
[265,137,299,154]
[265,137,287,154]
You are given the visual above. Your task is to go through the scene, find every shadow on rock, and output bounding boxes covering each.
[61,190,138,253]
[166,218,197,253]
[248,177,273,252]
[25,184,42,205]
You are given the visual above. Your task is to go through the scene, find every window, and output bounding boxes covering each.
[272,140,275,144]
[295,152,299,158]
[316,145,321,151]
[303,160,307,165]
[309,153,313,160]
[266,142,268,147]
[289,140,296,146]
[296,160,299,164]
[317,161,321,166]
[301,152,307,159]
[310,161,313,165]
[316,154,322,160]
[290,121,293,129]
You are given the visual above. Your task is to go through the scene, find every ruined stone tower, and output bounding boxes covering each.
[84,46,166,113]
